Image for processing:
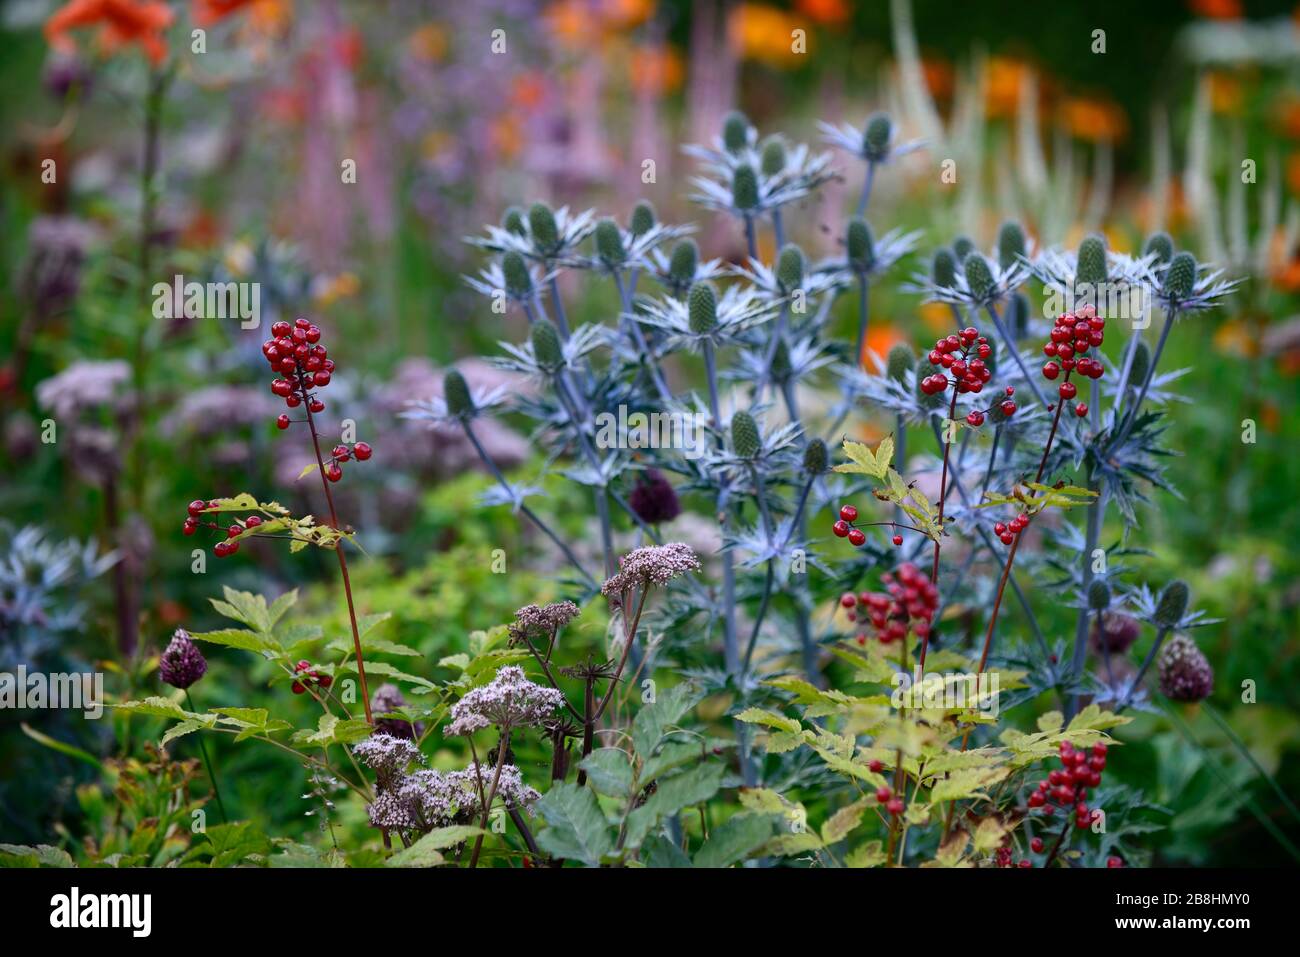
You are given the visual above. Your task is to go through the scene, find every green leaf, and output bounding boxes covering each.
[291,714,373,746]
[267,590,298,628]
[624,762,723,849]
[735,707,801,734]
[640,833,693,868]
[213,707,270,727]
[632,683,699,757]
[192,822,271,867]
[845,840,886,868]
[821,797,870,845]
[386,826,486,867]
[189,627,277,654]
[535,783,614,867]
[833,436,893,480]
[0,843,74,868]
[580,749,634,798]
[112,696,191,720]
[694,814,774,868]
[214,586,273,633]
[640,740,706,782]
[19,723,101,768]
[161,719,209,746]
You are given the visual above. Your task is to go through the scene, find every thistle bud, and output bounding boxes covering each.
[669,239,698,286]
[952,236,975,263]
[1076,234,1108,286]
[688,281,718,335]
[731,411,761,459]
[528,202,559,254]
[1143,231,1174,265]
[886,344,914,384]
[771,338,792,381]
[502,251,532,298]
[1088,578,1111,610]
[997,220,1026,271]
[776,244,805,292]
[863,112,892,161]
[931,248,957,289]
[502,206,526,236]
[531,318,564,372]
[722,110,751,154]
[1158,634,1214,702]
[444,369,474,419]
[594,217,626,265]
[629,201,656,237]
[1163,252,1196,300]
[1154,580,1190,630]
[1007,292,1030,340]
[847,218,875,271]
[803,438,828,475]
[760,137,787,176]
[732,163,760,211]
[963,252,994,301]
[1128,340,1151,389]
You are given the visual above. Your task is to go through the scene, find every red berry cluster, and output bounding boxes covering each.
[995,844,1033,868]
[874,784,904,817]
[1026,740,1108,831]
[992,511,1030,546]
[263,318,335,424]
[919,327,1018,426]
[291,659,333,695]
[842,561,938,645]
[181,499,267,558]
[322,441,373,483]
[831,504,906,547]
[1041,306,1106,419]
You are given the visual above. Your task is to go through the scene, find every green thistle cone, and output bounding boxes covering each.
[723,110,751,154]
[931,248,957,289]
[528,202,559,254]
[594,218,626,265]
[731,411,761,459]
[761,137,787,176]
[669,239,698,286]
[997,220,1026,271]
[1128,340,1151,389]
[688,281,718,335]
[630,201,655,237]
[863,112,892,161]
[1088,578,1111,611]
[952,236,975,263]
[502,206,526,236]
[531,318,564,372]
[771,338,792,382]
[847,218,875,271]
[964,252,994,301]
[1164,252,1196,300]
[886,344,915,384]
[1155,580,1190,629]
[803,438,828,475]
[502,251,532,299]
[1143,231,1174,265]
[444,370,474,419]
[776,244,805,292]
[1077,234,1108,287]
[733,163,760,211]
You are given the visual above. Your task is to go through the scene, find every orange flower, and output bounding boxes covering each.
[1189,0,1241,18]
[728,4,808,67]
[1060,96,1127,143]
[862,324,905,371]
[920,57,955,101]
[984,57,1028,119]
[193,0,290,30]
[796,0,851,25]
[630,44,684,95]
[1206,70,1242,115]
[45,0,174,66]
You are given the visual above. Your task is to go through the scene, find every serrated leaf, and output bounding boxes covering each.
[189,627,276,654]
[1037,711,1064,733]
[694,814,774,868]
[580,748,634,798]
[821,797,870,845]
[624,762,723,849]
[535,783,614,867]
[845,840,886,868]
[735,707,801,735]
[386,826,486,867]
[161,718,210,746]
[834,436,893,480]
[765,831,823,855]
[632,683,699,757]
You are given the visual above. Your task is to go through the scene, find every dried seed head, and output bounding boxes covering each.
[444,369,474,418]
[1143,231,1174,264]
[502,206,526,236]
[847,218,875,271]
[502,250,532,298]
[1088,578,1111,610]
[1077,234,1108,286]
[803,438,828,475]
[722,110,751,153]
[963,252,994,300]
[630,201,656,237]
[997,220,1026,271]
[731,411,761,459]
[669,239,698,286]
[1163,252,1196,299]
[952,235,975,263]
[1158,634,1214,702]
[528,202,558,254]
[776,244,805,292]
[931,247,957,289]
[732,163,760,211]
[760,137,787,176]
[1154,580,1190,629]
[530,318,564,372]
[688,281,718,335]
[886,344,915,384]
[863,112,892,161]
[594,217,626,265]
[1128,340,1151,389]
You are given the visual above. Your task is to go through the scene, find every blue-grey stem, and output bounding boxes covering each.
[1065,482,1105,721]
[743,214,758,262]
[1111,315,1143,416]
[1117,625,1172,713]
[856,159,876,217]
[854,271,870,367]
[614,269,672,402]
[772,207,785,250]
[984,302,1050,410]
[547,274,571,339]
[1115,307,1176,447]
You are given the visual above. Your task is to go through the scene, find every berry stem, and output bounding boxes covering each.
[984,302,1050,410]
[922,389,960,668]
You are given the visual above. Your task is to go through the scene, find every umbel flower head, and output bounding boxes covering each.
[600,542,702,596]
[508,601,581,645]
[446,665,565,736]
[159,628,207,689]
[1158,634,1214,702]
[353,732,422,779]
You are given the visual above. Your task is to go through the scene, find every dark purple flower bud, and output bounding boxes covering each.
[1090,612,1140,654]
[371,683,423,739]
[628,469,681,526]
[1158,635,1214,702]
[159,628,207,689]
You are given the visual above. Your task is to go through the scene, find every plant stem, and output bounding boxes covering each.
[856,160,876,217]
[1115,307,1176,446]
[984,302,1050,410]
[185,689,226,822]
[1117,626,1171,713]
[743,214,758,261]
[854,271,870,368]
[469,728,511,868]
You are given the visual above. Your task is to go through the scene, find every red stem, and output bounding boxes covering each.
[920,388,960,668]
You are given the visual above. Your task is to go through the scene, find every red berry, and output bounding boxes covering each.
[291,681,305,695]
[213,541,231,558]
[847,529,866,547]
[868,759,884,773]
[314,370,332,387]
[832,520,850,538]
[271,379,293,397]
[892,534,903,546]
[1106,856,1123,868]
[353,441,372,461]
[187,499,206,516]
[994,522,1007,535]
[841,593,857,608]
[182,519,197,536]
[326,464,343,482]
[226,524,242,539]
[295,317,310,329]
[1058,381,1077,400]
[277,414,291,429]
[306,325,322,343]
[1074,402,1088,418]
[1030,837,1044,853]
[966,411,984,427]
[318,674,333,688]
[245,516,263,528]
[1000,532,1014,545]
[886,798,904,816]
[332,445,351,462]
[1000,400,1017,417]
[839,504,858,523]
[309,399,325,413]
[271,320,292,338]
[875,785,892,803]
[1017,859,1032,868]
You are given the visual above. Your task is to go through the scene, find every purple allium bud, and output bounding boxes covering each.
[1158,634,1214,702]
[601,542,701,596]
[159,628,207,689]
[628,469,681,526]
[370,683,423,740]
[1090,613,1141,654]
